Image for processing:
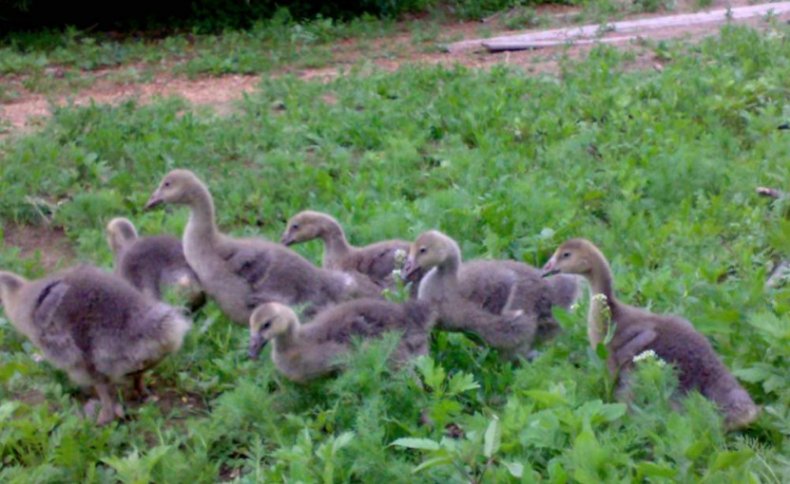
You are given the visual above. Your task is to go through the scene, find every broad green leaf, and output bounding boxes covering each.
[733,366,772,383]
[389,438,440,451]
[0,401,20,421]
[710,449,754,472]
[484,416,501,458]
[636,461,677,479]
[597,403,627,423]
[332,432,354,453]
[412,455,453,474]
[503,461,524,478]
[524,389,568,408]
[595,342,609,361]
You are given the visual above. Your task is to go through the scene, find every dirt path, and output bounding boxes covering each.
[1,0,786,136]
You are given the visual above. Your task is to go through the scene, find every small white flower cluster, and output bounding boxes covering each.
[591,293,609,304]
[393,249,407,267]
[632,349,666,366]
[392,249,408,279]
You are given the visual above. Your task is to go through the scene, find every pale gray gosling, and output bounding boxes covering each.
[248,299,435,383]
[0,265,190,425]
[106,217,205,310]
[281,210,422,290]
[542,238,759,430]
[145,169,380,324]
[403,230,578,360]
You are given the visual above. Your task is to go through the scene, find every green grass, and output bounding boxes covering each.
[0,13,394,96]
[1,24,789,482]
[0,1,653,98]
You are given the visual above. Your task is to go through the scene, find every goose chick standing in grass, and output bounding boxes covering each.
[106,217,205,310]
[755,186,789,288]
[145,169,380,324]
[541,238,759,430]
[0,265,191,425]
[247,299,436,383]
[403,230,578,360]
[281,210,422,290]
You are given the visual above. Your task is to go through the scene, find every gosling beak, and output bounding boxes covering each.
[541,257,559,278]
[280,233,295,246]
[247,333,269,360]
[402,257,420,281]
[144,193,163,210]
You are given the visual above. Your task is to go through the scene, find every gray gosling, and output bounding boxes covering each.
[0,265,191,425]
[145,169,380,325]
[403,230,578,360]
[106,217,205,310]
[281,210,421,289]
[542,238,759,430]
[755,186,789,288]
[248,299,436,383]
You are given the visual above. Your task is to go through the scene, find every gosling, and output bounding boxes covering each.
[0,265,191,425]
[248,299,436,383]
[281,210,421,290]
[542,238,759,430]
[403,230,578,360]
[106,217,205,310]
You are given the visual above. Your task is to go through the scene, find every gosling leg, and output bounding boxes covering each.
[132,372,149,401]
[95,383,123,426]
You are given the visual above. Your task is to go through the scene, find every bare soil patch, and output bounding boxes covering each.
[0,0,785,135]
[3,223,75,270]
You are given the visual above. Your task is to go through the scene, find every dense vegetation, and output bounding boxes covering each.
[1,24,789,481]
[1,0,553,32]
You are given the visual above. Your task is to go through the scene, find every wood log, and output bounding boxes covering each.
[446,3,790,53]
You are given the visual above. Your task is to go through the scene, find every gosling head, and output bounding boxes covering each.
[106,217,138,255]
[0,271,26,311]
[248,302,298,360]
[542,239,601,278]
[280,211,332,246]
[403,230,460,281]
[145,169,203,210]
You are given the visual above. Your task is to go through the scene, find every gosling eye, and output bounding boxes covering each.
[262,321,272,330]
[163,181,171,188]
[291,224,299,231]
[418,247,428,254]
[562,251,571,259]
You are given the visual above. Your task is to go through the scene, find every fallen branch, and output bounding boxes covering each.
[447,2,790,53]
[756,187,784,199]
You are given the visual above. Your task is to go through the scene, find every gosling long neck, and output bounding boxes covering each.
[184,182,219,245]
[583,249,617,349]
[0,271,26,319]
[419,244,462,301]
[108,228,136,256]
[272,320,300,353]
[318,217,352,261]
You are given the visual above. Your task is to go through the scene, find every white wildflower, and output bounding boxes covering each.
[591,293,609,304]
[393,249,407,267]
[633,349,666,366]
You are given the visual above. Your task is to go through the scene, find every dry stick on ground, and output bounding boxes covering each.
[447,2,790,52]
[756,187,784,199]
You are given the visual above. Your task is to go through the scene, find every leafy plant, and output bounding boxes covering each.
[0,23,788,482]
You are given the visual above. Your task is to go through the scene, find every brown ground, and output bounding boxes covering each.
[2,0,781,137]
[3,223,75,270]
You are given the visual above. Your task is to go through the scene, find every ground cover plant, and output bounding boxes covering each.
[0,0,686,101]
[1,24,789,482]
